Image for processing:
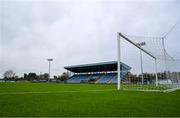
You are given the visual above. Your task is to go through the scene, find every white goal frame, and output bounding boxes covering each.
[117,32,158,90]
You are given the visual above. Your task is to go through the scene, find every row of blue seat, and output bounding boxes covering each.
[67,73,123,83]
[98,73,115,83]
[67,74,90,83]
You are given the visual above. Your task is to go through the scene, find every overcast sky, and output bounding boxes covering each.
[0,0,180,77]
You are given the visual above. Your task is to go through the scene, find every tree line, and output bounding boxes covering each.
[2,70,69,82]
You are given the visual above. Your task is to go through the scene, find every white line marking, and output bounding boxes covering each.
[122,89,163,92]
[0,89,116,95]
[163,87,180,93]
[1,88,179,95]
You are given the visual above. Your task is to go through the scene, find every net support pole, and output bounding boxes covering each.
[140,50,144,84]
[155,58,158,86]
[117,32,121,90]
[162,38,168,80]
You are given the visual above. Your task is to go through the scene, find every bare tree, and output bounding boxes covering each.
[3,70,15,79]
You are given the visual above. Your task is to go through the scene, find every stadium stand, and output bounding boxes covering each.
[64,61,131,84]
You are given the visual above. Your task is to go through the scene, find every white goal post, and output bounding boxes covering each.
[117,32,158,90]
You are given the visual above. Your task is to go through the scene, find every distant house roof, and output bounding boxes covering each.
[64,61,131,73]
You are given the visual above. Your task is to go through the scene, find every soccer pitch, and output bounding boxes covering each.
[0,83,180,117]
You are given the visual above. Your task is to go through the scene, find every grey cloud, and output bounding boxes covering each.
[0,0,180,77]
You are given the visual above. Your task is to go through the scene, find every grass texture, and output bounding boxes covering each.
[0,82,180,117]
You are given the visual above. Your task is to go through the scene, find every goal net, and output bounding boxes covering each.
[117,33,180,92]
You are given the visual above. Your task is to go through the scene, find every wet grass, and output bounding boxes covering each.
[0,82,180,117]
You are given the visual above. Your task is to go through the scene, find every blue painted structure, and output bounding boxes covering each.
[64,61,131,84]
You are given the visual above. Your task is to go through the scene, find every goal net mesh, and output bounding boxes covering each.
[119,33,180,92]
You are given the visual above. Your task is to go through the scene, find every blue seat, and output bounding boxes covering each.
[67,71,128,84]
[111,72,127,83]
[98,73,115,83]
[67,74,90,83]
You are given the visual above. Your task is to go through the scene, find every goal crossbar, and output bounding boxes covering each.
[119,33,156,59]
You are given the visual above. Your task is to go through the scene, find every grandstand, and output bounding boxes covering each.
[64,61,131,84]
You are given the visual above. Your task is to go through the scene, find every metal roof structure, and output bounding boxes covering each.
[64,61,131,73]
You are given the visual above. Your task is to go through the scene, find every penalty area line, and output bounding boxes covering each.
[0,89,116,95]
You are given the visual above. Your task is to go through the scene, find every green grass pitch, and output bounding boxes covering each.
[0,82,180,117]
